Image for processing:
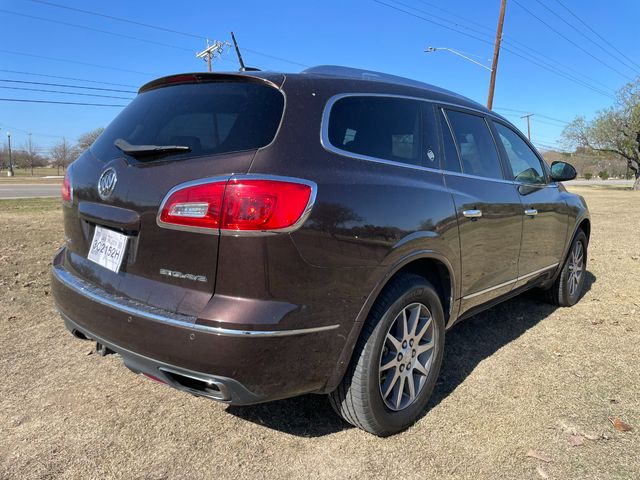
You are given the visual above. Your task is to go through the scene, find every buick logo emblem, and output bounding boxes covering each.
[97,168,117,200]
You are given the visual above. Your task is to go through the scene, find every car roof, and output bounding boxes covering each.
[138,66,508,123]
[297,65,490,113]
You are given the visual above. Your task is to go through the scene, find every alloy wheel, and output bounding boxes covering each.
[567,240,584,296]
[378,302,435,411]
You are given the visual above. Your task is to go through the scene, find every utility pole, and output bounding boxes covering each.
[6,131,14,177]
[487,0,507,110]
[520,113,534,141]
[196,40,228,72]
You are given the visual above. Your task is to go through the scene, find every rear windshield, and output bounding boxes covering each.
[91,81,284,161]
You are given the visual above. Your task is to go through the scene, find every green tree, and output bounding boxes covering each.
[584,172,593,180]
[598,170,609,180]
[563,79,640,190]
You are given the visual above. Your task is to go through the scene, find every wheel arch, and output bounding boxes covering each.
[577,217,591,242]
[323,251,457,393]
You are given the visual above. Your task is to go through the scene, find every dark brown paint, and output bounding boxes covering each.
[52,68,589,404]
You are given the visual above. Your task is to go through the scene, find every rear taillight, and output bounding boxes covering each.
[158,177,315,234]
[61,171,72,203]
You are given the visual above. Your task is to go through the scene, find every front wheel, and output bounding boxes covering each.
[543,229,588,307]
[328,274,445,436]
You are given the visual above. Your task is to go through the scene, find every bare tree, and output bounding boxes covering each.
[77,127,105,152]
[563,79,640,190]
[23,135,39,176]
[50,137,75,175]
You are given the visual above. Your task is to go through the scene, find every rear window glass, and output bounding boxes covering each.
[91,81,284,160]
[327,96,423,166]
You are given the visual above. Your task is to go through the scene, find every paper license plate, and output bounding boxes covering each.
[87,226,128,273]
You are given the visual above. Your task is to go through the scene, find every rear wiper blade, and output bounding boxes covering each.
[114,138,191,157]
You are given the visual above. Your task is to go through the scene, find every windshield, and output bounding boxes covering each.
[91,81,284,161]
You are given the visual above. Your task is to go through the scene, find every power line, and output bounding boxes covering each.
[511,0,633,80]
[530,0,639,75]
[0,78,136,94]
[0,69,137,88]
[375,1,496,47]
[0,49,158,76]
[494,107,570,124]
[406,0,617,93]
[0,85,134,100]
[553,0,640,72]
[22,0,309,68]
[0,9,195,52]
[376,0,615,99]
[25,0,205,39]
[416,0,495,34]
[0,98,126,107]
[0,122,67,140]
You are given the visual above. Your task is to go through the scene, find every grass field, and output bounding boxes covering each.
[0,167,63,184]
[0,187,638,479]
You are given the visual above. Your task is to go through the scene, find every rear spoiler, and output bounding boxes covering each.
[138,72,284,94]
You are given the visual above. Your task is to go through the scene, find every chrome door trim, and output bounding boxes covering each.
[518,263,559,281]
[53,264,339,337]
[461,263,559,300]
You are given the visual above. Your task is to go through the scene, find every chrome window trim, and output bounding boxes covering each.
[320,93,443,175]
[320,92,525,181]
[462,263,559,300]
[53,264,339,337]
[156,174,318,237]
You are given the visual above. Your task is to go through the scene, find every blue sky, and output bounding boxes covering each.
[1,0,638,156]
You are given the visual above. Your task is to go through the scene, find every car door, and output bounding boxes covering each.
[440,108,523,314]
[490,121,570,288]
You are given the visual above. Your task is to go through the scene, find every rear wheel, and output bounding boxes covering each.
[543,229,587,306]
[329,274,445,436]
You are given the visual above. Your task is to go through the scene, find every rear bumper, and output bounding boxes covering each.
[60,312,262,404]
[51,248,343,405]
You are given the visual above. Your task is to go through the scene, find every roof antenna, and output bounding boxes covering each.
[230,31,260,72]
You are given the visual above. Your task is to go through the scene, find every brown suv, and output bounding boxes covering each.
[52,66,589,436]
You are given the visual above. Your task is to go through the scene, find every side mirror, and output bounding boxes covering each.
[550,161,577,182]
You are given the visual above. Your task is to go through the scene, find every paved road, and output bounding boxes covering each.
[0,184,61,199]
[0,179,634,200]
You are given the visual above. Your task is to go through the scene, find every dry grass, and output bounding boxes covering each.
[1,188,638,479]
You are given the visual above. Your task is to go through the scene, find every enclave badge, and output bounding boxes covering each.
[97,168,117,200]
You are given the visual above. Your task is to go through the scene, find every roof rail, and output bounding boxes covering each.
[301,65,465,99]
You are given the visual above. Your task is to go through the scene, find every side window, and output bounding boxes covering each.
[440,109,462,173]
[328,96,423,166]
[445,110,504,180]
[493,123,546,184]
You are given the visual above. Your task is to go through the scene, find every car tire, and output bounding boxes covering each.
[543,229,588,307]
[328,273,445,436]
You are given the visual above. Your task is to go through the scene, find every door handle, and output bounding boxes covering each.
[463,209,482,218]
[524,209,538,216]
